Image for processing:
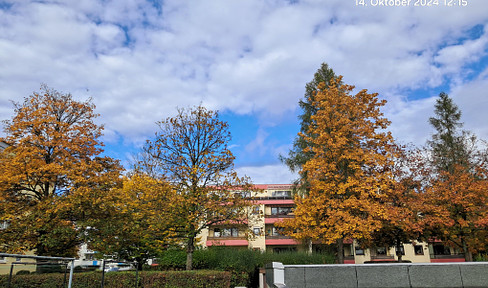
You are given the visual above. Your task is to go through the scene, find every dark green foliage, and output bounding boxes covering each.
[15,270,30,275]
[0,270,231,288]
[36,264,65,274]
[73,265,99,273]
[280,63,339,191]
[153,248,334,287]
[428,92,473,174]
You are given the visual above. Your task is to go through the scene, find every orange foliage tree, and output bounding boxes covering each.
[138,106,254,270]
[0,85,122,257]
[420,166,488,262]
[370,147,424,262]
[278,77,398,263]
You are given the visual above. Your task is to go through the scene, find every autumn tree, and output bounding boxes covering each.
[279,63,340,253]
[82,173,177,269]
[138,106,253,270]
[278,77,397,263]
[420,92,488,262]
[0,85,122,257]
[370,147,424,262]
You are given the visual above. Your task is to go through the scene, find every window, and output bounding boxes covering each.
[271,191,291,198]
[414,245,424,255]
[433,244,451,255]
[355,246,364,255]
[214,228,239,237]
[271,207,293,216]
[376,247,387,255]
[253,227,261,236]
[268,227,283,236]
[236,191,251,198]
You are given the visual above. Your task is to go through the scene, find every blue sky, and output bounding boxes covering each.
[1,0,488,183]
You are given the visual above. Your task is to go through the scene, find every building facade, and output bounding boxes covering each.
[198,184,465,264]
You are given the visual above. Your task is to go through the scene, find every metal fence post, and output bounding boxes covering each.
[101,259,106,288]
[7,263,14,288]
[68,259,74,288]
[135,261,139,288]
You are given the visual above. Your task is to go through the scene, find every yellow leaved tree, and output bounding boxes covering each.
[278,77,398,263]
[137,106,254,270]
[81,173,178,269]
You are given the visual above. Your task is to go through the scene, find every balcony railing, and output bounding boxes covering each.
[254,196,293,200]
[431,254,465,259]
[265,235,292,239]
[370,255,395,261]
[207,236,247,241]
[265,214,294,218]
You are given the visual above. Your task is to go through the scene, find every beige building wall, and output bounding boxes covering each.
[0,252,37,275]
[248,203,266,251]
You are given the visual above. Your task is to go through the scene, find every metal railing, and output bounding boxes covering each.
[0,253,75,288]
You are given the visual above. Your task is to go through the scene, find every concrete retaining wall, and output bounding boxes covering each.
[265,262,488,288]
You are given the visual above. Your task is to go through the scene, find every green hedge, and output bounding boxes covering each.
[152,247,335,287]
[156,247,334,271]
[0,270,231,288]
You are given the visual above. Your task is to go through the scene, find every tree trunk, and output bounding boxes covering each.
[186,237,194,270]
[462,239,473,262]
[336,238,344,264]
[395,237,403,263]
[307,239,313,255]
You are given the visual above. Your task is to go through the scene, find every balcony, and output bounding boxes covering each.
[206,237,248,247]
[255,199,295,205]
[264,216,293,224]
[430,254,465,262]
[265,236,299,246]
[370,255,395,261]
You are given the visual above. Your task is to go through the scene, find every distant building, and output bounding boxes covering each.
[198,184,465,263]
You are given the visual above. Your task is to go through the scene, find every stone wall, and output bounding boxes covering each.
[265,262,488,288]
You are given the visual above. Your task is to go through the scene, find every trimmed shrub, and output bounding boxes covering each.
[16,270,31,275]
[156,249,187,270]
[36,264,65,274]
[0,270,231,288]
[155,247,334,287]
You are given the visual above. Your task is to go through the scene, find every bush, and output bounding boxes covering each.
[156,249,187,270]
[16,270,30,275]
[155,247,334,287]
[36,264,65,274]
[74,265,99,273]
[0,270,231,288]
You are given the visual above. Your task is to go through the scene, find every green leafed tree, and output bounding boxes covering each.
[421,92,488,262]
[281,63,340,189]
[428,92,473,173]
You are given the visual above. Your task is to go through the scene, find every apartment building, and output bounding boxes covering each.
[198,184,465,264]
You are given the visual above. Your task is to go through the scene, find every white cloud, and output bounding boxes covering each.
[236,164,298,185]
[1,0,488,178]
[450,67,488,138]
